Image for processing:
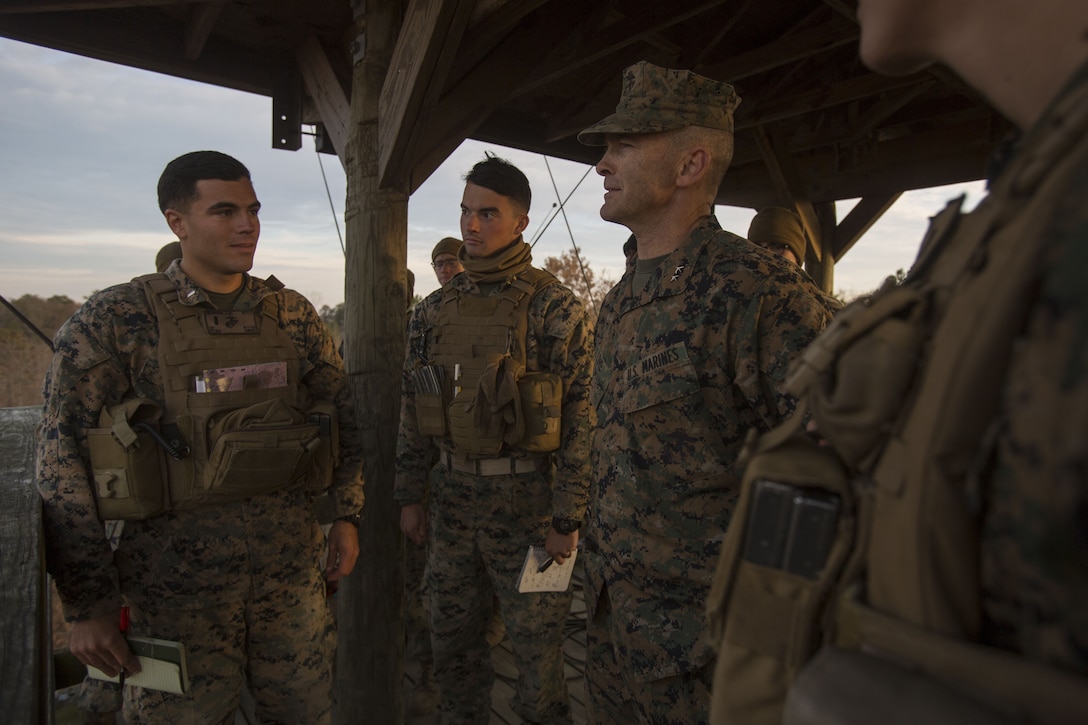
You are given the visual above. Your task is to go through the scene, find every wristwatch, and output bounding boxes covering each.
[551,516,581,536]
[335,512,362,528]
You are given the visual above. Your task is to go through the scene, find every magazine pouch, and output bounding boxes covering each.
[516,372,562,453]
[448,354,506,456]
[706,425,853,725]
[87,398,169,520]
[203,398,321,499]
[413,364,448,438]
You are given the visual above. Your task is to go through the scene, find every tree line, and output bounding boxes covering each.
[0,294,81,408]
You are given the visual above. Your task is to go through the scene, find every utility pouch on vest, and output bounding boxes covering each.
[203,398,322,499]
[447,388,504,456]
[87,399,170,520]
[304,400,339,494]
[516,372,562,453]
[786,279,930,472]
[707,427,853,725]
[413,364,448,437]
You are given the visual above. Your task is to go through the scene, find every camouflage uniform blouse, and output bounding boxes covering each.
[585,216,835,681]
[394,268,594,522]
[37,261,365,621]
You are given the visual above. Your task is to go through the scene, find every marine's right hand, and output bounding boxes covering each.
[400,503,428,545]
[69,610,141,678]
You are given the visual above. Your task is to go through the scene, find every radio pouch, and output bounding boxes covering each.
[706,417,854,725]
[87,399,169,520]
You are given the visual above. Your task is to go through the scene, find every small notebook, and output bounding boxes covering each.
[517,545,577,593]
[86,635,189,694]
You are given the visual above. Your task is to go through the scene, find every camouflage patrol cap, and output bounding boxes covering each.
[431,237,463,261]
[578,61,740,146]
[748,207,806,262]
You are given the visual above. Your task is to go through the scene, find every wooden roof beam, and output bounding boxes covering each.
[512,0,731,98]
[0,0,221,12]
[834,192,900,260]
[296,35,349,166]
[704,17,858,84]
[183,0,224,61]
[752,124,824,261]
[407,0,585,193]
[378,0,474,191]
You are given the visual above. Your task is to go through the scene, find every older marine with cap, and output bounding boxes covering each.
[577,61,836,724]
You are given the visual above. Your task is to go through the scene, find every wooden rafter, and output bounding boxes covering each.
[296,36,350,164]
[183,0,224,61]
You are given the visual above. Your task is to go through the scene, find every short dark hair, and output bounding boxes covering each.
[463,153,531,213]
[157,151,251,213]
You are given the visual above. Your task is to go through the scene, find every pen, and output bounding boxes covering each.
[119,605,130,686]
[537,557,554,573]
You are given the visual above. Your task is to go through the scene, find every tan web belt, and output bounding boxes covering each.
[440,451,546,476]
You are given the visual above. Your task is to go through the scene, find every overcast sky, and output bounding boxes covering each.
[0,37,987,309]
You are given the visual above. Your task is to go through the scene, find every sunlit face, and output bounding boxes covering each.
[165,178,260,292]
[856,0,949,76]
[431,253,463,285]
[459,183,529,259]
[593,133,680,231]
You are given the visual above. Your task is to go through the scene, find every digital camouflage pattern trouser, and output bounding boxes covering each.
[426,463,572,725]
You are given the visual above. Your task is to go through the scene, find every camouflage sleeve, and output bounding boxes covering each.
[531,284,595,521]
[735,278,833,430]
[280,290,364,518]
[36,297,134,622]
[982,173,1088,672]
[394,294,439,504]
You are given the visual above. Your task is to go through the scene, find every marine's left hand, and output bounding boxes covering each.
[325,520,360,580]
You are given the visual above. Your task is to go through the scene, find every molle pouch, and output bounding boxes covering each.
[303,400,339,494]
[203,398,321,500]
[786,280,930,473]
[447,389,504,456]
[87,399,170,520]
[706,428,854,725]
[516,372,562,453]
[412,364,448,437]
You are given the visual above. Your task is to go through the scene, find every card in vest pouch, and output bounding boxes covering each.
[706,427,854,725]
[203,398,322,500]
[87,399,171,520]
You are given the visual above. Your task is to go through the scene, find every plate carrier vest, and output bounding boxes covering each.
[88,273,337,520]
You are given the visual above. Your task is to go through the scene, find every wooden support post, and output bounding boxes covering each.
[0,407,49,725]
[805,201,838,294]
[333,1,410,723]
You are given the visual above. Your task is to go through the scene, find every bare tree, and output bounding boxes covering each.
[542,246,615,324]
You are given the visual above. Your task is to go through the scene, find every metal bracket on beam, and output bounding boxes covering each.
[272,67,302,151]
[351,29,367,65]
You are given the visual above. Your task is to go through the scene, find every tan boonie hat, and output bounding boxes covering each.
[748,207,807,262]
[578,61,740,146]
[431,237,463,261]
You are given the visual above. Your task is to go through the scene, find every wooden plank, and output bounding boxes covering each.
[183,0,225,61]
[834,191,901,261]
[378,0,473,191]
[0,406,48,725]
[0,0,220,12]
[296,35,350,165]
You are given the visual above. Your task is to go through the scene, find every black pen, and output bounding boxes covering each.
[537,557,554,573]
